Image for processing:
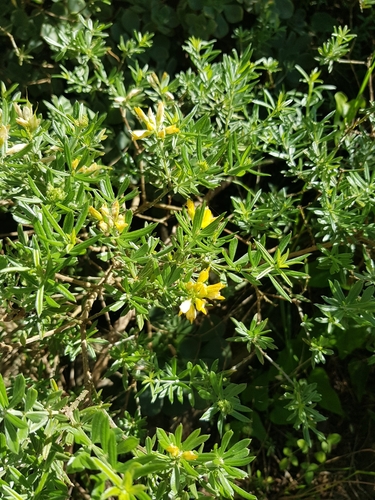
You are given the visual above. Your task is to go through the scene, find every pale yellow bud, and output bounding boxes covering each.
[0,124,9,147]
[156,101,164,128]
[6,143,27,155]
[89,206,103,221]
[166,444,180,457]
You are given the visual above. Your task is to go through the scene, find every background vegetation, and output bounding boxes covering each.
[1,0,375,498]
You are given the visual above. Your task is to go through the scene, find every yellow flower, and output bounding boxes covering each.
[72,158,104,174]
[186,199,216,229]
[165,445,198,461]
[130,101,179,141]
[181,450,198,461]
[89,200,128,234]
[179,268,225,323]
[166,444,180,457]
[71,158,80,170]
[78,162,103,174]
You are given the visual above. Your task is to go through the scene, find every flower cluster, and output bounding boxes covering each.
[130,101,179,140]
[72,158,103,175]
[89,200,127,234]
[186,199,216,228]
[165,444,198,461]
[14,102,40,132]
[179,268,225,323]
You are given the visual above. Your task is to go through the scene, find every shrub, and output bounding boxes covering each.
[1,1,375,499]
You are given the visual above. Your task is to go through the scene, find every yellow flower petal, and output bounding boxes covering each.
[197,268,209,283]
[100,205,110,218]
[157,128,166,139]
[195,298,207,314]
[147,108,156,130]
[186,199,196,220]
[15,118,29,128]
[181,451,198,461]
[166,444,180,457]
[130,129,153,140]
[89,206,103,221]
[115,219,128,233]
[71,158,79,170]
[180,269,225,322]
[185,304,197,322]
[0,124,9,147]
[134,107,149,125]
[205,283,225,300]
[201,207,216,228]
[111,200,120,219]
[99,221,109,233]
[165,125,179,135]
[79,162,102,174]
[194,282,207,297]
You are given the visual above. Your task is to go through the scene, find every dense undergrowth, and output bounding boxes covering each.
[1,1,375,499]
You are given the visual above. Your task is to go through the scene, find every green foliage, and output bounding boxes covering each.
[0,374,254,499]
[1,1,375,498]
[316,25,357,72]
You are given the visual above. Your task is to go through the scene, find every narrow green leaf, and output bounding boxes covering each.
[107,430,117,467]
[0,266,30,274]
[69,234,101,255]
[170,465,179,495]
[117,436,139,455]
[230,481,257,500]
[4,419,19,454]
[278,233,291,254]
[74,201,89,233]
[62,210,75,234]
[269,275,291,302]
[9,375,25,409]
[0,374,9,408]
[1,485,24,500]
[175,423,183,446]
[45,295,60,308]
[27,175,44,200]
[55,283,77,302]
[132,460,167,479]
[119,223,158,242]
[183,429,209,451]
[64,139,72,169]
[229,237,238,261]
[220,430,233,452]
[41,205,66,239]
[5,412,28,430]
[100,413,111,453]
[34,471,48,495]
[91,410,107,444]
[181,459,199,477]
[100,177,115,200]
[91,457,122,487]
[254,240,274,266]
[25,388,38,411]
[230,410,251,422]
[227,438,251,456]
